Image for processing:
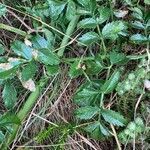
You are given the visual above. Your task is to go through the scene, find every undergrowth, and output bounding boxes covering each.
[0,0,150,150]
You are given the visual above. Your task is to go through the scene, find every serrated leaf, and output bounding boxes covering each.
[109,51,128,65]
[101,109,126,126]
[31,35,48,49]
[85,121,110,139]
[0,4,7,17]
[73,81,102,106]
[0,113,21,127]
[78,32,99,46]
[11,40,32,60]
[37,48,60,65]
[97,7,110,24]
[2,81,17,109]
[66,0,76,21]
[78,18,97,29]
[101,70,120,94]
[130,34,148,43]
[131,21,145,30]
[132,7,143,20]
[77,0,96,12]
[21,61,37,81]
[75,106,99,120]
[46,65,59,76]
[0,44,5,55]
[47,0,66,20]
[102,21,127,40]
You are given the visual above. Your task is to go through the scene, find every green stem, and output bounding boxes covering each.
[97,25,107,54]
[6,78,48,145]
[0,23,27,36]
[57,15,80,57]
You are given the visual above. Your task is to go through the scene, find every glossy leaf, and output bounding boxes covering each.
[132,7,143,20]
[47,0,66,20]
[101,109,126,126]
[2,81,17,109]
[101,71,120,94]
[11,40,32,60]
[37,48,60,65]
[131,21,145,30]
[77,0,96,12]
[78,32,99,46]
[75,106,99,120]
[78,18,97,29]
[130,34,148,43]
[102,21,127,40]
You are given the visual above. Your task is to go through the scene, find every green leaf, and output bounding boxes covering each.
[46,65,60,76]
[131,7,143,20]
[0,4,7,17]
[78,32,99,46]
[101,109,126,126]
[85,60,103,75]
[130,34,148,43]
[73,81,102,106]
[37,48,60,65]
[69,61,83,78]
[0,113,20,127]
[102,21,127,40]
[85,121,110,139]
[78,18,97,29]
[109,51,128,65]
[21,61,37,81]
[101,71,120,94]
[31,35,49,49]
[0,44,5,55]
[77,0,96,12]
[75,106,99,120]
[144,0,150,4]
[97,7,110,24]
[0,131,5,142]
[47,0,66,20]
[43,28,55,48]
[0,58,25,80]
[66,0,76,21]
[131,21,145,30]
[11,40,32,60]
[2,81,17,109]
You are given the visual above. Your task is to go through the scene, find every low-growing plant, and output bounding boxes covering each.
[0,0,149,149]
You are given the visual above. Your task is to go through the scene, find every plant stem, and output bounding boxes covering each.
[97,25,107,54]
[5,78,48,145]
[57,15,80,57]
[0,23,27,36]
[110,124,122,150]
